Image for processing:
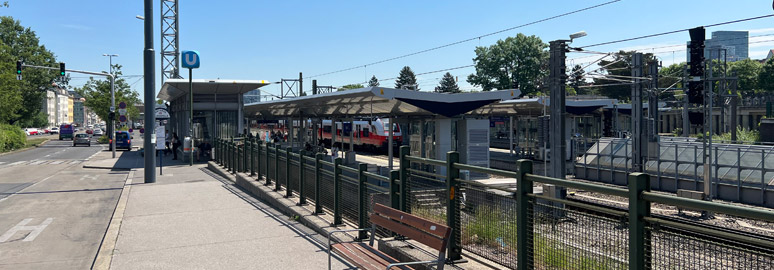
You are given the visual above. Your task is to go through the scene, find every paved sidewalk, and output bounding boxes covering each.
[102,154,350,269]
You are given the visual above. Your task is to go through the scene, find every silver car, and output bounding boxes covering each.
[73,133,91,147]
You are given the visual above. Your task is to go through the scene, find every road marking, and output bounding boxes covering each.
[0,162,4,165]
[68,160,81,165]
[29,160,46,165]
[44,155,51,157]
[9,161,25,166]
[49,160,64,165]
[0,218,54,242]
[80,174,99,181]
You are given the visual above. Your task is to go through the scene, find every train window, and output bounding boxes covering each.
[323,125,331,133]
[362,128,369,137]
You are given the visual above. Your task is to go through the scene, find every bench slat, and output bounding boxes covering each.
[370,213,446,251]
[373,204,450,238]
[332,242,413,270]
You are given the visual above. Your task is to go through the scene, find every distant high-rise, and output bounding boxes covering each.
[244,89,261,104]
[687,30,748,62]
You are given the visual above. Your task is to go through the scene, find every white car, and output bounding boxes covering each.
[24,128,39,136]
[49,127,59,134]
[93,129,104,136]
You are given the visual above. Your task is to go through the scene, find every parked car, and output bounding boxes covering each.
[93,129,104,136]
[109,131,132,151]
[73,133,91,147]
[59,124,74,140]
[49,127,59,134]
[42,128,50,134]
[24,128,39,136]
[86,129,93,134]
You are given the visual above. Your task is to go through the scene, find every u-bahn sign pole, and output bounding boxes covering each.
[182,50,200,166]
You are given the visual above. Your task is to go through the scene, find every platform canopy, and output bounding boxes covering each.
[244,87,519,119]
[470,96,618,116]
[157,79,271,102]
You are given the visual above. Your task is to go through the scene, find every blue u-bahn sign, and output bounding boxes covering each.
[181,50,200,69]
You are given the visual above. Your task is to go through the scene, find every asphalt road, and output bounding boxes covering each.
[0,137,126,269]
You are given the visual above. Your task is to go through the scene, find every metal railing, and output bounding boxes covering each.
[574,137,774,207]
[213,138,774,269]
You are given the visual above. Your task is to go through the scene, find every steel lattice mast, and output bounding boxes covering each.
[160,0,179,81]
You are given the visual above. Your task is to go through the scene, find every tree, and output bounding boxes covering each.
[368,75,379,87]
[395,66,418,90]
[594,51,655,101]
[467,33,548,96]
[759,58,774,92]
[729,59,762,94]
[435,72,460,93]
[338,84,364,91]
[75,65,140,124]
[0,16,59,126]
[567,64,586,95]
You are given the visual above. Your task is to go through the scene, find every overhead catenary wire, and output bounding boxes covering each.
[578,14,774,49]
[304,0,622,80]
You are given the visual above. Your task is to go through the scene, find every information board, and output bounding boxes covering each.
[156,126,165,150]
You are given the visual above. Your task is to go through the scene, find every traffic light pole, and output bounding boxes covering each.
[20,64,116,158]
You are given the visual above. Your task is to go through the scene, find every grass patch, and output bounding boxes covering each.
[463,205,517,248]
[25,138,48,147]
[411,205,446,224]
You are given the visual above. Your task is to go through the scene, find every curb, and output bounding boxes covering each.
[82,165,132,171]
[92,170,134,270]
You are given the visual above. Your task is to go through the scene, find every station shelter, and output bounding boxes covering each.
[158,79,270,152]
[243,87,519,176]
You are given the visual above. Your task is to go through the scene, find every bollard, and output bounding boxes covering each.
[286,147,292,198]
[333,157,343,225]
[232,140,237,174]
[298,150,307,205]
[516,159,534,270]
[242,140,248,173]
[629,173,651,270]
[446,151,462,261]
[358,163,368,240]
[398,146,410,212]
[389,170,400,210]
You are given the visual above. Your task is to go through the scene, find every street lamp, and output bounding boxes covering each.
[103,53,118,158]
[569,31,587,42]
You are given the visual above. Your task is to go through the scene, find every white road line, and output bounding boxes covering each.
[49,160,64,165]
[30,160,46,165]
[9,161,25,166]
[0,162,4,165]
[0,218,54,242]
[68,160,81,165]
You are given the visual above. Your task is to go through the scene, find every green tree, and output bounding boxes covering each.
[368,75,379,87]
[75,65,140,124]
[338,84,364,91]
[759,58,774,92]
[729,59,762,94]
[435,72,460,93]
[0,16,59,126]
[568,64,586,95]
[594,51,655,101]
[467,33,548,96]
[395,66,418,90]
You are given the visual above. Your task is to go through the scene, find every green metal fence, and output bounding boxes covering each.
[214,139,774,269]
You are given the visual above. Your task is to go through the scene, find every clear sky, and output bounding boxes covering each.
[4,0,774,100]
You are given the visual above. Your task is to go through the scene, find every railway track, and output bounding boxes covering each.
[564,196,774,252]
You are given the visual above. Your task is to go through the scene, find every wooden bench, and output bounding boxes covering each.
[328,203,452,270]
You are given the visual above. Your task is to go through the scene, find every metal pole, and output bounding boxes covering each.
[189,68,193,166]
[143,0,156,183]
[110,75,116,158]
[631,53,644,172]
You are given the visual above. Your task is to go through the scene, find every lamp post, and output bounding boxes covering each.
[103,54,118,158]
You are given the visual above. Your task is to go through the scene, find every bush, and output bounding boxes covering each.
[97,136,109,144]
[0,124,26,152]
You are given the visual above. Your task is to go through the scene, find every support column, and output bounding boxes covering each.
[509,116,514,156]
[631,53,645,172]
[388,117,394,170]
[549,40,567,179]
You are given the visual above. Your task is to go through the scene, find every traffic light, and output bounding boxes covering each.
[687,27,705,104]
[16,60,21,74]
[108,111,115,121]
[59,62,65,76]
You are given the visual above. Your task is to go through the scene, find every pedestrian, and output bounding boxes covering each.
[172,132,181,160]
[164,130,171,156]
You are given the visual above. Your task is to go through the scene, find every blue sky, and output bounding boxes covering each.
[4,1,774,100]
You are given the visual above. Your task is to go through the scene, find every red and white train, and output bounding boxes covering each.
[251,118,402,151]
